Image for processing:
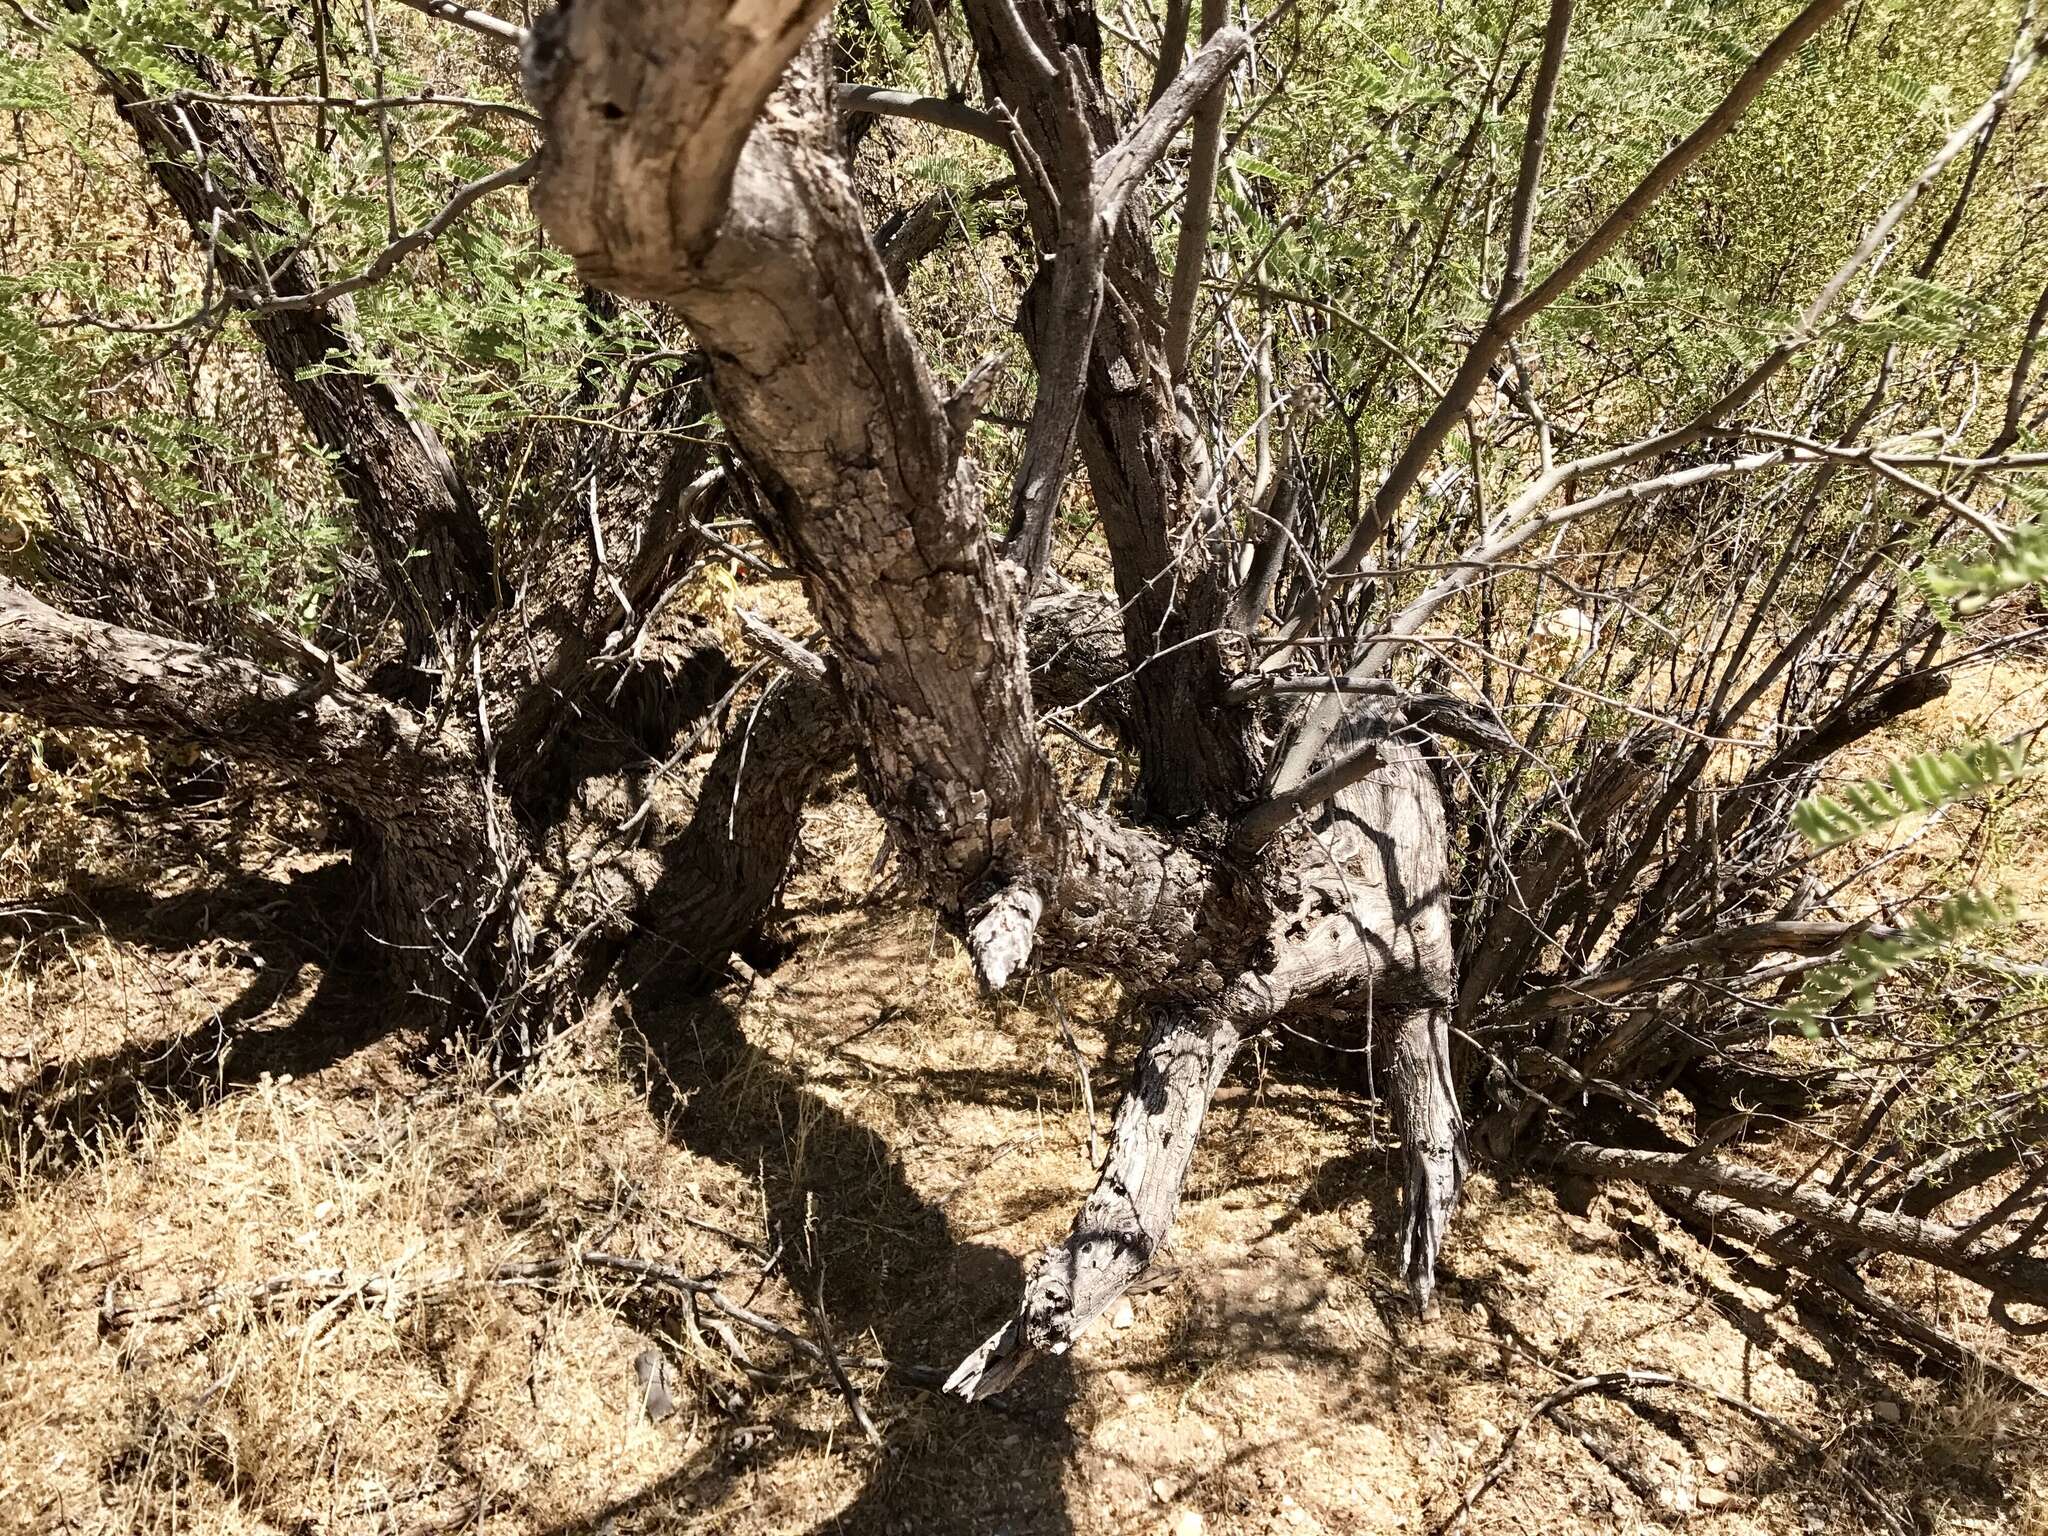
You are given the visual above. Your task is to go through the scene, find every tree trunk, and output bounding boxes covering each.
[0,579,501,993]
[523,0,1473,1400]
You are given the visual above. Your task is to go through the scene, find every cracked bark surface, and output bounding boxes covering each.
[523,0,1470,1393]
[0,579,499,987]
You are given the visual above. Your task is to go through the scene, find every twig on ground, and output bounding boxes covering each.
[1435,1368,1910,1536]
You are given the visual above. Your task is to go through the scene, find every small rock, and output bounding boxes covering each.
[1705,1453,1729,1476]
[1871,1400,1902,1424]
[1475,1419,1502,1445]
[635,1349,676,1423]
[1153,1477,1178,1503]
[1700,1488,1730,1509]
[1112,1298,1137,1330]
[1170,1512,1204,1536]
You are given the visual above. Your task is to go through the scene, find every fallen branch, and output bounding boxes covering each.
[1553,1141,2048,1316]
[1657,1186,2044,1398]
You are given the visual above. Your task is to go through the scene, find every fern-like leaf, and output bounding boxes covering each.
[1792,738,2032,848]
[1924,515,2048,613]
[1773,889,2014,1035]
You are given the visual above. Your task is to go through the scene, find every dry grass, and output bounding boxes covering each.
[3,740,2046,1535]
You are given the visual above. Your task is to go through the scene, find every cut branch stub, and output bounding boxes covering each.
[967,882,1046,991]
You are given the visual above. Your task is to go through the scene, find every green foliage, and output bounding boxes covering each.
[1773,889,2014,1035]
[1793,738,2035,848]
[1924,497,2048,612]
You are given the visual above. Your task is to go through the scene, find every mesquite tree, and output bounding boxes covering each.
[4,0,2046,1393]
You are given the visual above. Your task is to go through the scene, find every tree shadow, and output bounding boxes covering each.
[533,941,1080,1534]
[0,859,412,1194]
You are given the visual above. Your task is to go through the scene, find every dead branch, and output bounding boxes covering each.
[1657,1186,2045,1398]
[1435,1368,1910,1536]
[1505,920,1905,1021]
[1553,1140,2048,1316]
[948,1002,1247,1398]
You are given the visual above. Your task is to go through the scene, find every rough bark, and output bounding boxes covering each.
[647,670,854,978]
[524,0,1474,1398]
[1291,708,1465,1306]
[0,580,499,990]
[952,705,1464,1394]
[528,13,1066,927]
[963,0,1263,820]
[948,999,1249,1398]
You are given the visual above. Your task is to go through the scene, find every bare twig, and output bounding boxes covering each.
[392,0,527,45]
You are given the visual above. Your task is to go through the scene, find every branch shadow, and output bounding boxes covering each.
[0,859,410,1195]
[533,946,1081,1534]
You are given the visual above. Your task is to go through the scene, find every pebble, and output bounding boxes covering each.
[1112,1297,1137,1330]
[1871,1400,1902,1424]
[1705,1453,1729,1476]
[1170,1512,1204,1536]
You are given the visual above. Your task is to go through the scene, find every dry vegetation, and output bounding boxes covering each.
[4,683,2045,1535]
[7,0,2048,1528]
